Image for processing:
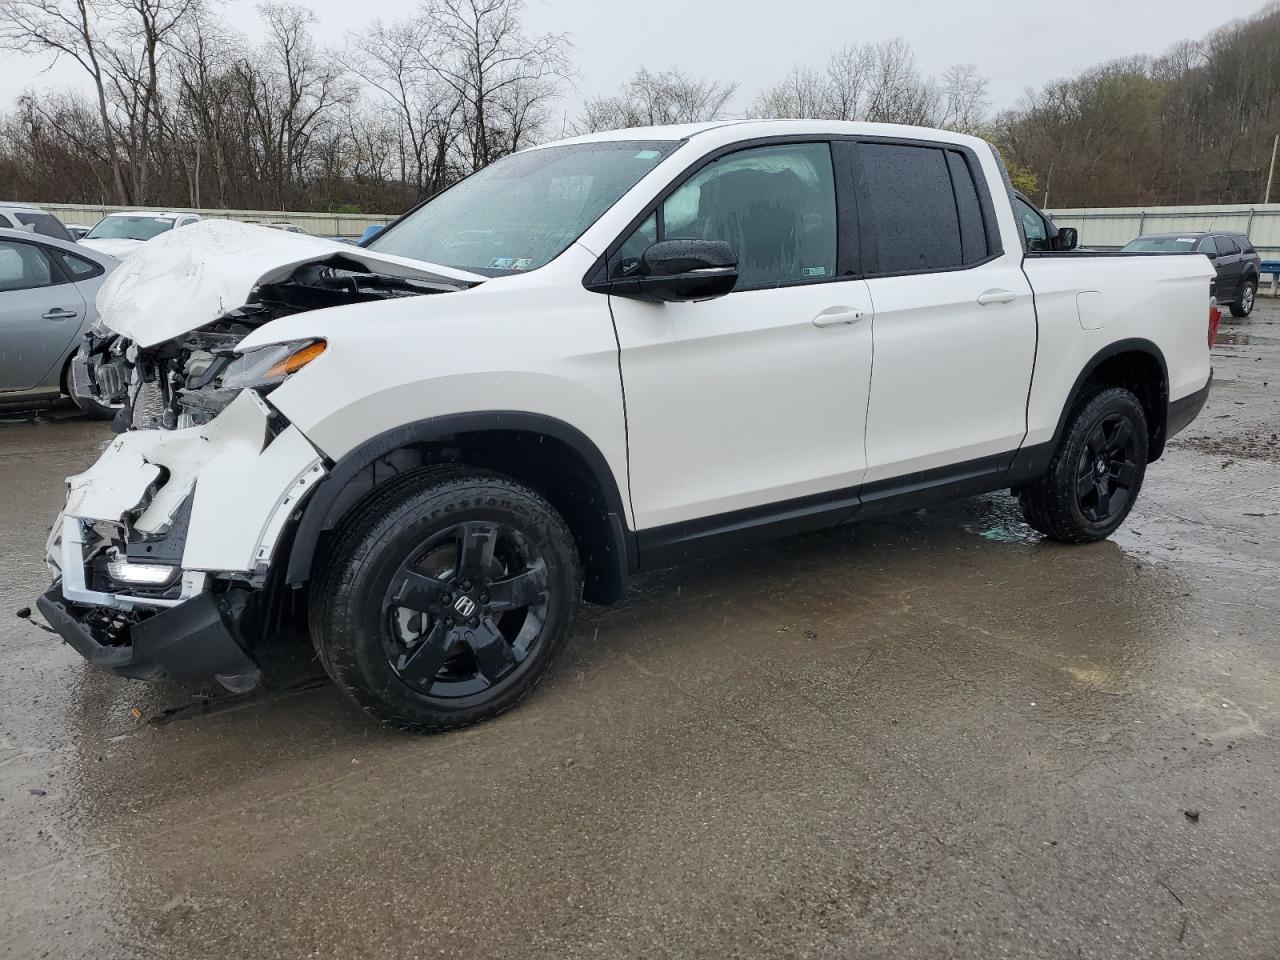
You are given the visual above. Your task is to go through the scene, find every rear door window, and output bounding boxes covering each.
[857,143,964,272]
[14,212,73,242]
[1215,236,1240,256]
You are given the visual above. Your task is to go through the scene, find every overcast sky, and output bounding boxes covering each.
[0,0,1262,119]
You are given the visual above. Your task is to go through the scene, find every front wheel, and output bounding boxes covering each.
[310,467,581,732]
[1018,387,1149,543]
[1229,280,1256,318]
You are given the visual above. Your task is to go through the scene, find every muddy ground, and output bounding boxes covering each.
[2,301,1278,959]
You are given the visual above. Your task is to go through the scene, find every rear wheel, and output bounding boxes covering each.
[310,467,580,732]
[1229,279,1256,318]
[1018,387,1149,543]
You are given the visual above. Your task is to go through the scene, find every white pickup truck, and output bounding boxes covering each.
[39,120,1215,732]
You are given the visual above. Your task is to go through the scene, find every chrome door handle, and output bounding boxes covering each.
[976,289,1016,306]
[42,308,79,321]
[812,306,867,327]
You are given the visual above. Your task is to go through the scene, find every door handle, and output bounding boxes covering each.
[976,289,1016,306]
[42,308,79,321]
[812,306,868,328]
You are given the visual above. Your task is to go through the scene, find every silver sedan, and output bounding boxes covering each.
[0,227,119,418]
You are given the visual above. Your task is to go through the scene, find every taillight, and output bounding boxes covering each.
[1208,300,1221,347]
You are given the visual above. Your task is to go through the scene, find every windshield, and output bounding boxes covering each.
[366,141,679,275]
[14,212,72,242]
[1122,236,1198,253]
[86,216,175,242]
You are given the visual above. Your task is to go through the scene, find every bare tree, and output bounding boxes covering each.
[426,0,571,170]
[578,67,737,132]
[343,17,461,195]
[0,0,129,201]
[938,63,989,134]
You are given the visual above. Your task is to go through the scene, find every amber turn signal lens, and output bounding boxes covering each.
[265,340,326,378]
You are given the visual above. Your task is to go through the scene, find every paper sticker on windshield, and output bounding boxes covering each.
[802,266,828,278]
[634,150,661,160]
[1177,237,1195,243]
[489,257,534,271]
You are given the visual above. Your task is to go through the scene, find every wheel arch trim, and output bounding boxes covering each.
[284,411,632,588]
[1009,337,1170,482]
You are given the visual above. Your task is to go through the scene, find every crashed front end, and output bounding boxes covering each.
[38,390,326,690]
[40,220,480,689]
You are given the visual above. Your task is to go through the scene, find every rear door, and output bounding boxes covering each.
[0,239,86,393]
[849,140,1037,487]
[1214,235,1244,302]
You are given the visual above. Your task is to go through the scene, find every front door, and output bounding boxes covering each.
[0,239,84,393]
[608,141,874,533]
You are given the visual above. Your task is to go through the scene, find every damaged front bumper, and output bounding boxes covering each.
[39,389,326,688]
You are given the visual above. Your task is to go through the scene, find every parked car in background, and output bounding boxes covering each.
[66,225,91,242]
[39,120,1214,733]
[1122,232,1260,316]
[267,222,307,234]
[358,224,385,244]
[0,202,74,242]
[0,227,119,417]
[79,211,203,259]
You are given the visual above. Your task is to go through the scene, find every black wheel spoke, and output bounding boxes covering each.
[487,562,549,612]
[457,522,498,582]
[1086,429,1106,460]
[395,620,452,687]
[1109,419,1134,455]
[1114,460,1139,488]
[390,570,449,613]
[1094,481,1113,518]
[463,616,518,681]
[1077,471,1098,502]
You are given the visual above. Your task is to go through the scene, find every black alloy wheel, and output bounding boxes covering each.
[310,467,580,732]
[1075,413,1141,524]
[383,521,550,698]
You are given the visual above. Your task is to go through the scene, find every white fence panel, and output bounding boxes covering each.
[1047,203,1280,260]
[36,203,398,240]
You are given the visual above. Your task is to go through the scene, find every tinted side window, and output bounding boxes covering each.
[0,240,56,292]
[946,150,989,263]
[1215,236,1239,256]
[858,144,962,272]
[660,143,837,290]
[50,249,105,280]
[15,212,72,242]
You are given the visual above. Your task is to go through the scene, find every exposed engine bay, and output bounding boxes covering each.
[78,255,465,431]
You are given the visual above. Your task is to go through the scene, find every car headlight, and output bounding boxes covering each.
[218,339,326,392]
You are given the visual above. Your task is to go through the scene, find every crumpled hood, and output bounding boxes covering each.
[96,219,486,348]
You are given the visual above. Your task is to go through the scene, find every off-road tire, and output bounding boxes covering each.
[309,467,580,732]
[1229,280,1256,318]
[1018,387,1149,543]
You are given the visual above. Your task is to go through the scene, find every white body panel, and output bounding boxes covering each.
[611,281,874,529]
[1021,255,1213,448]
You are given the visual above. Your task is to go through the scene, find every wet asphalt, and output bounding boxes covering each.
[2,302,1279,959]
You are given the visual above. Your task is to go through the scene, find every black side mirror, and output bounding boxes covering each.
[624,239,738,302]
[1055,227,1078,251]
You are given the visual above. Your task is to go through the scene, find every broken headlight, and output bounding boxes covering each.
[178,339,326,426]
[219,339,327,392]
